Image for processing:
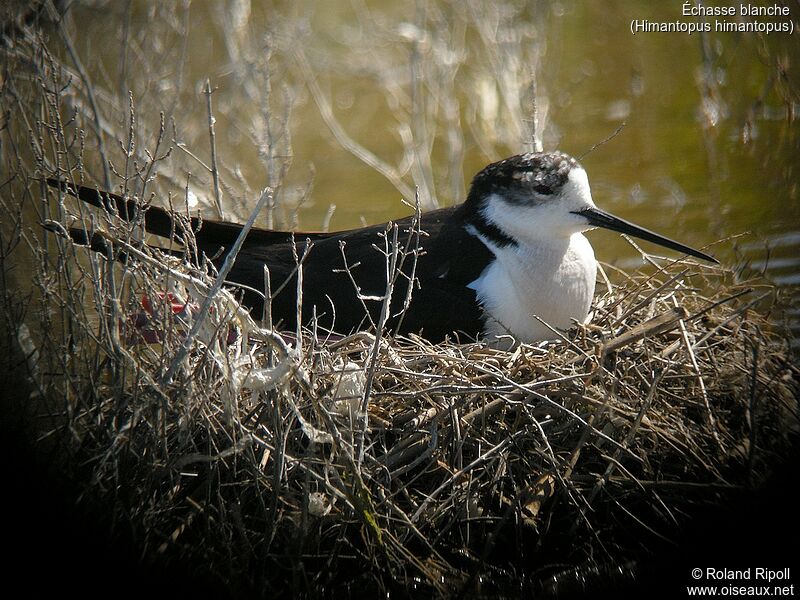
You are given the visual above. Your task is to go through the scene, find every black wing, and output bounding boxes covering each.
[45,179,329,247]
[229,206,494,341]
[48,181,493,341]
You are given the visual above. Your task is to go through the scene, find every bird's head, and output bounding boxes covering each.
[465,151,717,263]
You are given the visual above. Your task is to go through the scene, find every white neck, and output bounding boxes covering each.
[467,229,597,343]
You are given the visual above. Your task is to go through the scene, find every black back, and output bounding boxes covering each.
[48,180,494,341]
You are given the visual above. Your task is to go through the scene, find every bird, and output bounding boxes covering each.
[48,151,717,344]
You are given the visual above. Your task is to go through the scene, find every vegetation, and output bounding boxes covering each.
[1,2,797,597]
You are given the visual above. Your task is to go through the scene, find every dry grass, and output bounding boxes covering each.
[9,203,798,596]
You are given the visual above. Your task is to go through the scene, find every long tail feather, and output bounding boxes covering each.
[47,179,184,239]
[45,179,322,248]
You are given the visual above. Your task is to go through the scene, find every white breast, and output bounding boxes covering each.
[467,232,597,343]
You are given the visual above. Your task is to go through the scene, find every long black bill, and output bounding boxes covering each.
[573,207,718,264]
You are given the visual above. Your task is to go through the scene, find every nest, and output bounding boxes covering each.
[11,216,797,598]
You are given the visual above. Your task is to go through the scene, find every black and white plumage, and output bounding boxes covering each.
[48,152,717,343]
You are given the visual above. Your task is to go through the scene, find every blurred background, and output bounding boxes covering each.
[2,0,799,340]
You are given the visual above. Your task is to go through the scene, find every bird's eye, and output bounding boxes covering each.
[512,170,533,183]
[512,170,555,195]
